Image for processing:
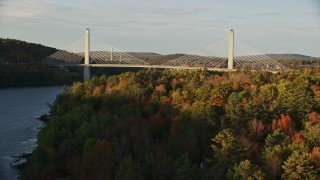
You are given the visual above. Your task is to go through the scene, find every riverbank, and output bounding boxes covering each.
[8,114,51,178]
[0,64,82,88]
[0,86,63,180]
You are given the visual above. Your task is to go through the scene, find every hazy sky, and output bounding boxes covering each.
[0,0,319,56]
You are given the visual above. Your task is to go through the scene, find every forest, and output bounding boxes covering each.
[22,68,320,179]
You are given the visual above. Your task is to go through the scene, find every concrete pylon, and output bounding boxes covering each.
[84,28,90,81]
[228,29,234,70]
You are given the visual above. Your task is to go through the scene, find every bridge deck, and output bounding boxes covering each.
[52,63,235,71]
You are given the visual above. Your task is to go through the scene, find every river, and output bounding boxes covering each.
[0,86,64,180]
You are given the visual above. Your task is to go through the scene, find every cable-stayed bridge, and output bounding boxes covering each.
[43,29,289,81]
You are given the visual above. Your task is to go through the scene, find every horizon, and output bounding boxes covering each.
[0,0,320,57]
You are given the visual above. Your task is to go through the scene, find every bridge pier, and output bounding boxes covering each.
[84,28,91,81]
[228,29,234,70]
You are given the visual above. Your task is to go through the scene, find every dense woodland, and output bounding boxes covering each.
[2,37,320,178]
[22,68,320,179]
[0,38,57,64]
[0,38,82,87]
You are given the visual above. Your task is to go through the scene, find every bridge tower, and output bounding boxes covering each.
[84,28,90,81]
[228,29,234,70]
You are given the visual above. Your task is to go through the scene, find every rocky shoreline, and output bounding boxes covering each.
[10,114,50,177]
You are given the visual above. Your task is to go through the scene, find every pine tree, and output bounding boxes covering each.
[282,152,318,179]
[227,160,266,180]
[211,129,246,168]
[265,129,288,147]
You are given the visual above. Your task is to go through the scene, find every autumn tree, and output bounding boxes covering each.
[248,118,266,141]
[272,114,296,136]
[308,147,320,171]
[304,123,320,147]
[262,145,283,179]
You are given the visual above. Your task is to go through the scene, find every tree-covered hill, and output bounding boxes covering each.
[22,69,320,179]
[266,54,320,68]
[137,53,185,65]
[130,52,320,67]
[0,38,57,64]
[0,38,81,87]
[267,54,314,60]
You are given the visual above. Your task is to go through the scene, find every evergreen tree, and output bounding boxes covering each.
[282,152,318,179]
[211,129,246,168]
[265,129,288,147]
[227,160,266,180]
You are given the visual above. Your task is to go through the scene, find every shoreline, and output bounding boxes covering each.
[10,114,49,178]
[0,86,63,179]
[0,84,73,90]
[11,152,32,177]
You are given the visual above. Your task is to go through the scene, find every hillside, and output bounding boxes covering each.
[133,53,185,65]
[127,52,162,57]
[265,54,320,68]
[0,38,81,87]
[129,52,319,65]
[22,69,320,179]
[266,54,315,60]
[0,38,57,64]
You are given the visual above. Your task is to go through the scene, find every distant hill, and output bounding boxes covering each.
[128,52,317,60]
[266,54,316,60]
[129,52,319,65]
[127,52,162,57]
[130,53,185,65]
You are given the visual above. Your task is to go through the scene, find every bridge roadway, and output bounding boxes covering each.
[53,63,237,72]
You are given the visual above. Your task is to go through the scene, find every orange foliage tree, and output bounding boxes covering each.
[308,147,320,171]
[272,114,296,136]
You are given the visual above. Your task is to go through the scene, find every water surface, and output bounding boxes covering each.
[0,86,63,180]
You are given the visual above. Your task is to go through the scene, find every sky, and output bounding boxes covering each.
[0,0,319,56]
